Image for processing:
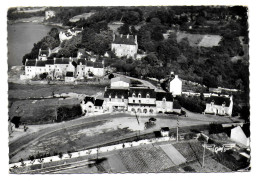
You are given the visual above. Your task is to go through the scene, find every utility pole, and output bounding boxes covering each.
[176,115,179,142]
[202,142,206,168]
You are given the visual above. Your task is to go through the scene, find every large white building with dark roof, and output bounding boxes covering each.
[111,34,138,59]
[204,95,233,116]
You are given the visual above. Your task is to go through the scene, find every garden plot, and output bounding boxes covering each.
[160,144,186,165]
[173,141,212,162]
[107,154,128,173]
[118,145,174,172]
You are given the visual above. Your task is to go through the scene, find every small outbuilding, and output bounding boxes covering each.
[160,127,170,137]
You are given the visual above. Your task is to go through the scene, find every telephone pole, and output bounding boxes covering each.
[176,115,179,142]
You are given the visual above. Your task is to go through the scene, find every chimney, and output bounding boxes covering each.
[113,33,115,41]
[127,34,129,39]
[120,34,123,38]
[135,35,137,44]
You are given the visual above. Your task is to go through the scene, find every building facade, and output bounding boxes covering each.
[111,34,138,59]
[204,96,233,116]
[170,75,182,96]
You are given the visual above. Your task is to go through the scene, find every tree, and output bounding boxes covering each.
[118,23,131,35]
[108,74,115,79]
[48,28,60,40]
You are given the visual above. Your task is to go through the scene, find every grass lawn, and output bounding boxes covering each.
[8,82,107,124]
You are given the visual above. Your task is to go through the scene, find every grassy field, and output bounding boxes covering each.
[8,82,107,124]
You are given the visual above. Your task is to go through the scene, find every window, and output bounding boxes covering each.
[115,95,118,99]
[146,93,150,98]
[138,93,141,98]
[122,96,124,102]
[132,93,136,98]
[109,95,111,102]
[139,100,141,103]
[133,100,135,103]
[162,98,166,103]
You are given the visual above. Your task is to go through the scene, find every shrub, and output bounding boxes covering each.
[57,105,83,122]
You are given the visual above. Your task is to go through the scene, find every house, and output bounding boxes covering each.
[25,59,37,78]
[38,48,51,60]
[103,88,129,112]
[53,58,70,77]
[128,87,156,114]
[170,75,182,96]
[81,97,104,114]
[204,96,233,116]
[230,126,250,147]
[35,61,47,75]
[160,127,170,137]
[65,71,75,82]
[155,92,174,113]
[93,62,104,77]
[45,10,55,20]
[76,58,86,79]
[111,34,138,59]
[45,59,55,78]
[111,77,130,88]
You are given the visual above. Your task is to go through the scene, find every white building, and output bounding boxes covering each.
[38,48,51,61]
[204,96,233,116]
[93,62,104,77]
[230,126,250,147]
[25,59,37,79]
[155,92,174,113]
[111,77,130,88]
[111,34,138,59]
[128,87,157,114]
[170,75,182,96]
[103,88,129,112]
[45,10,56,20]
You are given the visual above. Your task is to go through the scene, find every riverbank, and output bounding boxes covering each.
[8,18,68,29]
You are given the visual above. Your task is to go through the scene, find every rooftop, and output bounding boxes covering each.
[156,92,173,101]
[104,88,129,98]
[25,60,36,66]
[129,87,156,98]
[111,76,130,84]
[206,96,231,106]
[112,34,137,45]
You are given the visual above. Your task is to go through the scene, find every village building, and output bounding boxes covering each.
[35,61,47,75]
[155,92,174,113]
[103,88,129,112]
[59,27,83,42]
[24,59,37,79]
[111,77,130,88]
[111,34,138,59]
[92,62,104,77]
[81,96,104,114]
[230,125,250,147]
[204,95,233,116]
[38,48,51,60]
[160,127,170,137]
[170,75,182,96]
[76,58,86,79]
[45,10,56,20]
[65,72,75,82]
[128,87,157,114]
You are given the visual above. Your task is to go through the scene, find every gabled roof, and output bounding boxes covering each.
[111,76,130,84]
[206,96,231,106]
[36,61,46,67]
[66,72,74,77]
[83,96,95,104]
[156,92,173,101]
[25,60,36,66]
[129,87,156,98]
[104,88,129,98]
[45,59,54,65]
[39,50,49,55]
[94,99,104,107]
[93,62,103,68]
[55,58,70,64]
[112,34,136,45]
[161,127,170,131]
[86,61,94,67]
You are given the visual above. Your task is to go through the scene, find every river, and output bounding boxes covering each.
[7,22,53,69]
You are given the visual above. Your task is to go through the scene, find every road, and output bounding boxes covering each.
[114,73,165,92]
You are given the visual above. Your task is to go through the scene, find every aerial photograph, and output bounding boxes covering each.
[7,6,250,173]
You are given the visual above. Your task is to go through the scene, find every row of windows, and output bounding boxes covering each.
[132,93,150,98]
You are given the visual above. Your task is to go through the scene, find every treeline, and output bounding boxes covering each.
[22,28,60,64]
[7,8,45,21]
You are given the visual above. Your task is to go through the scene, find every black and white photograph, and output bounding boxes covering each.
[4,1,254,175]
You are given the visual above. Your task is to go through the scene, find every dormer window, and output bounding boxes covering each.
[121,96,124,102]
[162,97,166,102]
[109,95,111,102]
[138,93,141,98]
[115,95,118,99]
[146,93,150,98]
[132,93,136,98]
